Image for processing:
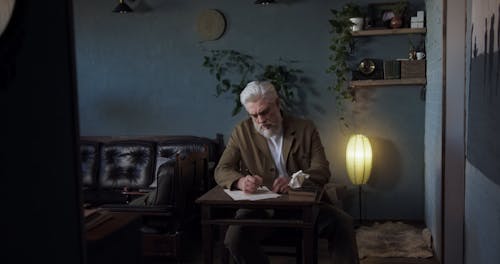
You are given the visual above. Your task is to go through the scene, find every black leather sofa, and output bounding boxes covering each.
[79,134,224,260]
[80,135,223,204]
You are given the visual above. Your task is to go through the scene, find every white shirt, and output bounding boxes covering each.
[266,133,288,179]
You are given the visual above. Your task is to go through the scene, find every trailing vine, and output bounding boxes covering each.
[327,2,363,127]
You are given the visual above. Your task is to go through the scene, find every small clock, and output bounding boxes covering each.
[0,0,16,38]
[352,58,384,80]
[358,59,376,75]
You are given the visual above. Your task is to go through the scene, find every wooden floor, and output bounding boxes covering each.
[147,238,440,264]
[361,257,440,264]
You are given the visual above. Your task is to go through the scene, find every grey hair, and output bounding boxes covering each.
[240,81,278,106]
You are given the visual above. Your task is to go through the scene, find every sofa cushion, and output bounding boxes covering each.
[98,141,155,189]
[80,141,99,188]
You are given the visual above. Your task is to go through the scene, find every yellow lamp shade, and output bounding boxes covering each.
[346,134,372,185]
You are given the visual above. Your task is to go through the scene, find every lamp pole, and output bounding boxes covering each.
[359,184,363,225]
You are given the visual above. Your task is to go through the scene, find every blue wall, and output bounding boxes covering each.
[464,0,500,263]
[73,0,426,220]
[424,0,443,257]
[464,163,500,264]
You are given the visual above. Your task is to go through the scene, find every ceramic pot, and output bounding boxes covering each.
[349,17,364,32]
[390,16,403,29]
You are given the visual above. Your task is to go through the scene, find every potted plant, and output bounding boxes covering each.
[202,49,303,116]
[327,2,364,127]
[345,3,364,32]
[202,49,255,116]
[390,1,407,28]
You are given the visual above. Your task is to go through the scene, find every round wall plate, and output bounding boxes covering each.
[196,9,226,41]
[0,0,16,37]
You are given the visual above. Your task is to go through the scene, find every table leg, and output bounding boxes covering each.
[302,206,316,264]
[303,227,315,264]
[201,206,213,264]
[219,225,230,264]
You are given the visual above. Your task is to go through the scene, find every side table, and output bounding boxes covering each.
[85,210,142,264]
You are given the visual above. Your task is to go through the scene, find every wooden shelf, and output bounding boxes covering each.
[352,28,426,37]
[348,28,427,90]
[349,78,427,88]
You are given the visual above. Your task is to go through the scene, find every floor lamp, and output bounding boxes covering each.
[346,134,372,225]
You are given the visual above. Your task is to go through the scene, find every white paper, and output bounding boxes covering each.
[288,170,310,188]
[224,186,281,201]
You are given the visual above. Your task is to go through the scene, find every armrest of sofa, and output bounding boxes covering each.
[121,188,153,204]
[99,204,174,215]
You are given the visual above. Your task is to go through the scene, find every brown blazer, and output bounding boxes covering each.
[215,115,331,189]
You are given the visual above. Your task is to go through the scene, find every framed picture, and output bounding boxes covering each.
[367,2,407,29]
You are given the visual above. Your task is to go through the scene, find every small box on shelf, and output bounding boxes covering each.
[401,60,426,78]
[417,11,425,20]
[411,10,425,28]
[411,22,425,28]
[383,60,401,79]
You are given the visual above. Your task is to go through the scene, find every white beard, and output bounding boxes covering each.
[253,121,282,139]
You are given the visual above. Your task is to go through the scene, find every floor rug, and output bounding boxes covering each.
[360,257,439,264]
[356,221,434,259]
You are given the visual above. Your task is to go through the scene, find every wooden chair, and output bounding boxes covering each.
[101,148,210,262]
[218,214,319,264]
[217,230,319,264]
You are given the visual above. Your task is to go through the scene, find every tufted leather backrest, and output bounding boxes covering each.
[79,134,223,205]
[98,141,155,189]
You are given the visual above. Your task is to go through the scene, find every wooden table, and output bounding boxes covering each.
[84,210,139,240]
[196,186,320,264]
[84,210,142,264]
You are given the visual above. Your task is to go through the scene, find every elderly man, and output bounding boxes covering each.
[215,81,359,264]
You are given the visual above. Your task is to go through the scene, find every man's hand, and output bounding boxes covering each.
[237,175,263,193]
[272,176,290,194]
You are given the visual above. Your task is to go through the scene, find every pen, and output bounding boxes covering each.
[245,169,263,188]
